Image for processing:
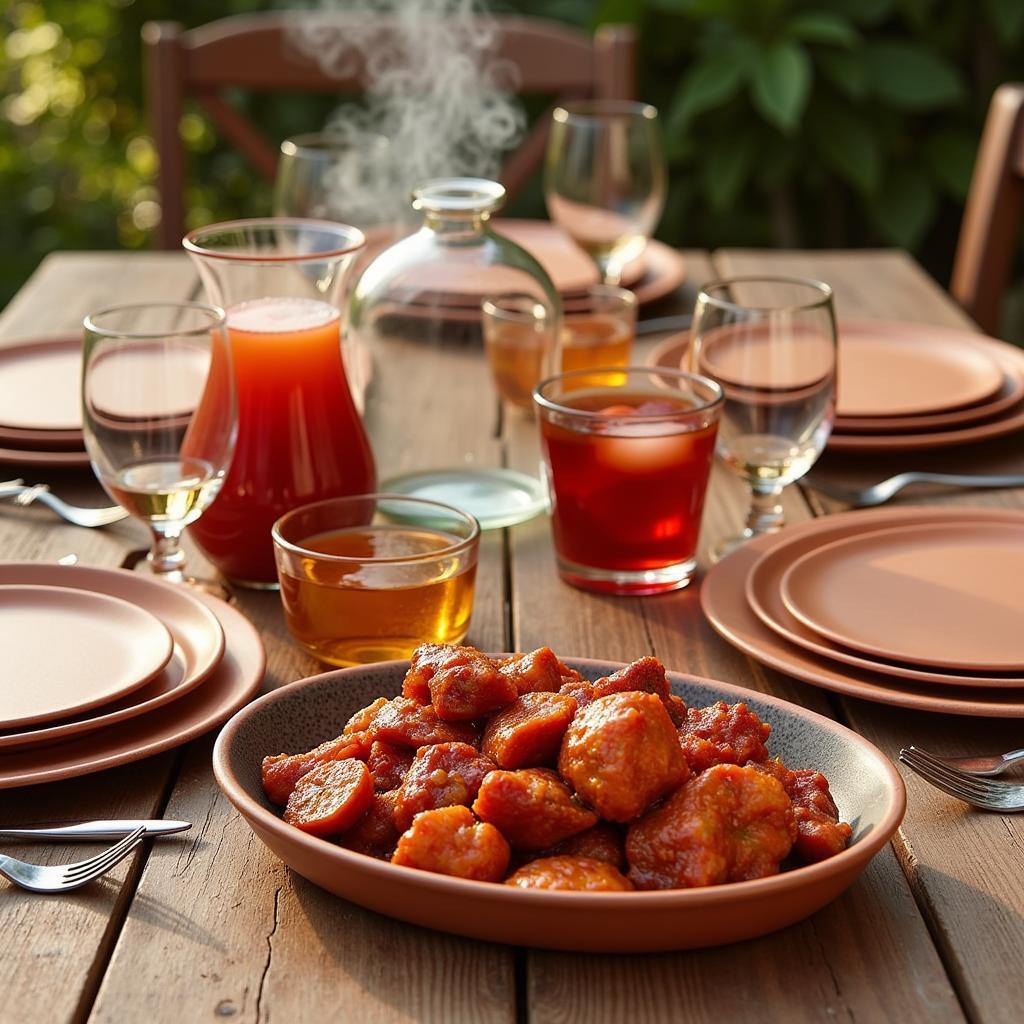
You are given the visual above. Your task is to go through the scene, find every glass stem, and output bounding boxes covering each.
[746,485,786,537]
[147,524,186,580]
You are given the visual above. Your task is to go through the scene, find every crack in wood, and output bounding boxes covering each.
[255,884,283,1024]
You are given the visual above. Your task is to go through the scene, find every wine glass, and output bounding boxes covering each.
[82,302,237,593]
[544,101,666,286]
[689,277,837,560]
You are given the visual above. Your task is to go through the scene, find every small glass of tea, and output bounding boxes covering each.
[534,366,723,595]
[272,494,480,666]
[561,284,636,382]
[481,293,557,411]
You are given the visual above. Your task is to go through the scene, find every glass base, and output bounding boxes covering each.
[380,468,547,530]
[556,554,697,595]
[709,524,783,564]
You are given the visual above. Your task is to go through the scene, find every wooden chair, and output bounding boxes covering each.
[951,83,1024,335]
[143,12,637,249]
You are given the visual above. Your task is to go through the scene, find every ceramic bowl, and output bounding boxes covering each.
[212,659,905,952]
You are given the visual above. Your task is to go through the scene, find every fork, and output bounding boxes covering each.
[804,471,1024,508]
[0,825,146,893]
[0,481,127,528]
[899,747,1024,811]
[899,744,1024,777]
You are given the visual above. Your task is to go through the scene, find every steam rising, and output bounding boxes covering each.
[289,0,526,225]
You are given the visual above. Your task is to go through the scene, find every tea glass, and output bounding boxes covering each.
[534,367,723,595]
[481,294,557,411]
[272,494,480,667]
[561,285,636,380]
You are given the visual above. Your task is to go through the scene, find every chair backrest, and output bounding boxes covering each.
[143,12,637,249]
[951,83,1024,335]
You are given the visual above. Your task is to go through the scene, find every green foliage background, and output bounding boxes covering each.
[2,0,1024,323]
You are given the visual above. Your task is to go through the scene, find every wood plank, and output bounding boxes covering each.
[716,248,1024,1024]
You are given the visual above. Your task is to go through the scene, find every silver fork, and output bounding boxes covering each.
[900,744,1024,777]
[0,481,127,528]
[899,747,1024,812]
[0,825,146,893]
[804,471,1024,508]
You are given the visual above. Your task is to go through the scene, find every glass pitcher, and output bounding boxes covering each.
[184,218,376,586]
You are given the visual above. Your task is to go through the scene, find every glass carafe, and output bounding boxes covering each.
[348,178,561,529]
[184,218,376,586]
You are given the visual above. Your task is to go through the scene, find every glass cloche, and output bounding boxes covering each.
[348,177,562,528]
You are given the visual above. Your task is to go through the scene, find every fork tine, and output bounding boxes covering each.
[901,749,995,796]
[63,826,147,881]
[899,754,1003,809]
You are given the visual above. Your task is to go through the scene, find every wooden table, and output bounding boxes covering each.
[1,248,1022,1024]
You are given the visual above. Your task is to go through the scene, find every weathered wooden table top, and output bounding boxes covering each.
[1,248,1022,1024]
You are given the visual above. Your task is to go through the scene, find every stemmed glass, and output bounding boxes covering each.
[544,101,666,286]
[82,302,237,593]
[689,277,837,560]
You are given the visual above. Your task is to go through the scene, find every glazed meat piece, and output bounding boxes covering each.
[679,702,772,774]
[367,696,479,749]
[261,732,369,806]
[481,692,577,769]
[559,692,688,822]
[283,758,374,838]
[663,694,688,728]
[627,764,796,889]
[402,643,517,721]
[344,696,389,735]
[755,759,852,862]
[391,805,510,882]
[505,856,634,892]
[591,657,670,701]
[548,822,626,870]
[498,648,567,695]
[337,789,400,860]
[393,742,495,831]
[473,768,597,850]
[558,677,599,711]
[366,741,415,793]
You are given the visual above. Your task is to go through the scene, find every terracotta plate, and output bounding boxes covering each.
[701,507,1024,716]
[0,338,82,430]
[213,659,904,953]
[746,519,1024,688]
[0,423,84,448]
[781,522,1024,673]
[626,241,687,307]
[0,444,91,468]
[0,585,264,789]
[0,565,230,751]
[0,584,173,729]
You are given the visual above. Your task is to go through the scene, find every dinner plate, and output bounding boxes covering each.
[213,658,904,953]
[701,507,1024,716]
[0,444,91,467]
[0,338,82,430]
[0,423,84,448]
[0,585,264,788]
[780,522,1024,673]
[0,562,225,746]
[745,520,1024,688]
[0,585,173,729]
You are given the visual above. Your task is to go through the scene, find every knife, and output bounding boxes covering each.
[0,819,192,840]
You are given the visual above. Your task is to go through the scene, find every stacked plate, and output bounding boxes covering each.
[701,506,1024,717]
[0,337,91,467]
[647,320,1024,453]
[0,563,265,788]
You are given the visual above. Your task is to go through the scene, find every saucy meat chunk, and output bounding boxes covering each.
[393,742,494,832]
[402,643,517,720]
[367,696,479,749]
[261,732,368,806]
[473,768,597,850]
[505,856,634,892]
[559,692,688,822]
[366,741,415,793]
[591,657,670,701]
[283,759,374,838]
[498,648,566,695]
[548,822,626,870]
[627,764,796,889]
[679,702,772,774]
[337,789,400,860]
[481,692,577,769]
[391,805,510,882]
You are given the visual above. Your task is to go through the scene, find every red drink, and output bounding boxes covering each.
[536,370,722,594]
[187,297,376,584]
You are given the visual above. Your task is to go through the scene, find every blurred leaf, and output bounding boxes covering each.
[985,0,1024,45]
[819,0,897,25]
[750,41,811,134]
[924,130,978,199]
[864,41,964,110]
[666,50,747,134]
[594,0,644,24]
[869,165,938,247]
[786,11,860,47]
[816,48,869,98]
[808,101,881,193]
[701,132,756,209]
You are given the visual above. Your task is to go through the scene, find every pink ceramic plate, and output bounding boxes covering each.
[746,516,1024,688]
[213,658,903,952]
[0,445,91,467]
[0,585,263,788]
[0,338,82,430]
[701,507,1024,716]
[780,521,1024,673]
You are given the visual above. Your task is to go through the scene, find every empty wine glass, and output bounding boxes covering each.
[544,101,666,286]
[689,277,837,560]
[82,302,237,594]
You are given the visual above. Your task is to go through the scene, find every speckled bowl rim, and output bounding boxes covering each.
[212,658,905,909]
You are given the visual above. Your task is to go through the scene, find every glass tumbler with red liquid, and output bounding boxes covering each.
[184,219,376,586]
[534,366,723,594]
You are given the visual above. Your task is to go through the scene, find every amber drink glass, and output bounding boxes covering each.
[272,494,480,667]
[534,367,723,595]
